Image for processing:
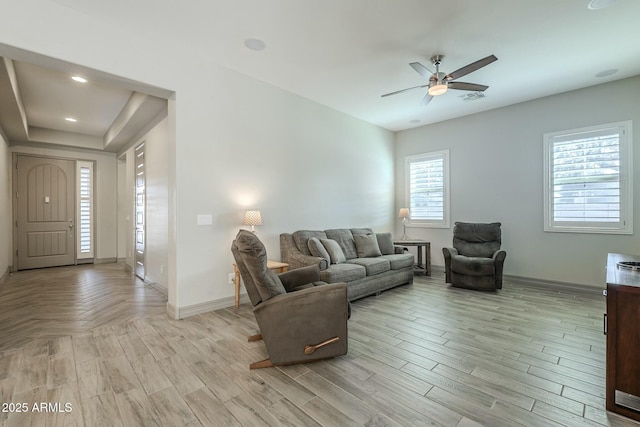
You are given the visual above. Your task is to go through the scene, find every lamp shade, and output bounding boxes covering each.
[243,210,263,226]
[398,208,410,219]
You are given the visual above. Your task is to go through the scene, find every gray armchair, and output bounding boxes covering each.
[231,229,349,369]
[442,222,506,291]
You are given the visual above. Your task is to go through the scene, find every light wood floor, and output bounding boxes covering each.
[0,263,167,351]
[1,265,639,427]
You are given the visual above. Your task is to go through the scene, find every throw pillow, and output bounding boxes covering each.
[353,233,382,258]
[376,232,394,255]
[307,237,331,264]
[320,238,347,264]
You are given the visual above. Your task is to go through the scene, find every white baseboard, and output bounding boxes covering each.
[95,257,117,264]
[145,280,168,296]
[168,268,601,320]
[169,294,250,319]
[504,274,603,295]
[166,302,179,320]
[428,264,602,295]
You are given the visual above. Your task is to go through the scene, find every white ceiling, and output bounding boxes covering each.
[15,61,132,136]
[1,0,639,151]
[0,56,168,153]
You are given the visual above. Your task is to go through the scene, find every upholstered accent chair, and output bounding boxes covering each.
[442,222,507,291]
[231,229,349,369]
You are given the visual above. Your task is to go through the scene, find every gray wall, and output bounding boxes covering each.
[395,76,640,288]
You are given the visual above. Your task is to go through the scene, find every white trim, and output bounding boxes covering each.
[405,149,450,228]
[543,120,633,234]
[503,274,603,295]
[170,295,246,319]
[76,160,95,258]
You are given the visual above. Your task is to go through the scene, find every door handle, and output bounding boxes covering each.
[69,219,74,229]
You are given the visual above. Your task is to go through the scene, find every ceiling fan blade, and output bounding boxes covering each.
[381,84,429,97]
[448,81,489,91]
[409,62,433,79]
[421,93,433,106]
[445,54,497,81]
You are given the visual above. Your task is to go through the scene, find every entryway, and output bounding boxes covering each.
[14,154,76,269]
[13,154,94,270]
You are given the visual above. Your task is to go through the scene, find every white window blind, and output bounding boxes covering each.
[405,150,450,228]
[544,121,632,234]
[77,161,94,258]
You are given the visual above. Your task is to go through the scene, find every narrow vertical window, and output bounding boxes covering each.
[405,150,450,228]
[77,161,94,259]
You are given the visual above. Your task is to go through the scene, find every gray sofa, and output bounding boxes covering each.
[280,228,414,301]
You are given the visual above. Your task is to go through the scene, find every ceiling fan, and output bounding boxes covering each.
[381,54,498,106]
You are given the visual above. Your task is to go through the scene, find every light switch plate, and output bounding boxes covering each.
[197,214,213,225]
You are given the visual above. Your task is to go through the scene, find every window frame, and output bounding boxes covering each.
[404,149,450,229]
[77,160,95,259]
[543,120,633,235]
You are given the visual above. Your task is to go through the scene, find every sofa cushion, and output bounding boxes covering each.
[351,228,374,236]
[451,255,495,276]
[354,233,382,258]
[380,253,415,270]
[307,237,331,264]
[292,230,327,256]
[346,258,390,276]
[319,263,366,283]
[376,232,395,255]
[325,229,358,260]
[320,238,347,264]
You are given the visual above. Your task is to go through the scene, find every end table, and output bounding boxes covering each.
[393,239,431,276]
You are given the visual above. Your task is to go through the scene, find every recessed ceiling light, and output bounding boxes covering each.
[244,38,266,51]
[588,0,618,10]
[409,119,421,124]
[71,76,87,83]
[65,117,77,122]
[595,68,618,78]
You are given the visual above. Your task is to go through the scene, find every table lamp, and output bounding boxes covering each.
[399,208,410,240]
[243,210,263,233]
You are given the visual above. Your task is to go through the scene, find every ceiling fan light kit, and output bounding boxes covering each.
[428,83,448,96]
[382,53,497,107]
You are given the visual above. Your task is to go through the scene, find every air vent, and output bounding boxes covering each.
[459,92,486,102]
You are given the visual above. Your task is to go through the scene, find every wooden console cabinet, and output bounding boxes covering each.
[605,253,640,422]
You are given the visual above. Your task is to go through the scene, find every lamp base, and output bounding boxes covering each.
[401,224,409,240]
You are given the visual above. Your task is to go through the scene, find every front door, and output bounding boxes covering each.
[16,155,76,270]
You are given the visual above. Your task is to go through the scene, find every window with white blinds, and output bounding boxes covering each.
[405,150,450,228]
[77,161,94,258]
[543,121,632,234]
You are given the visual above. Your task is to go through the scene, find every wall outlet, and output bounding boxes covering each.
[228,273,235,284]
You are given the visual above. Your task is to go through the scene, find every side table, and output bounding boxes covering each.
[233,260,289,308]
[393,239,431,276]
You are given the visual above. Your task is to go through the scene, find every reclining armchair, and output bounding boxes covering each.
[442,222,506,291]
[231,229,349,369]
